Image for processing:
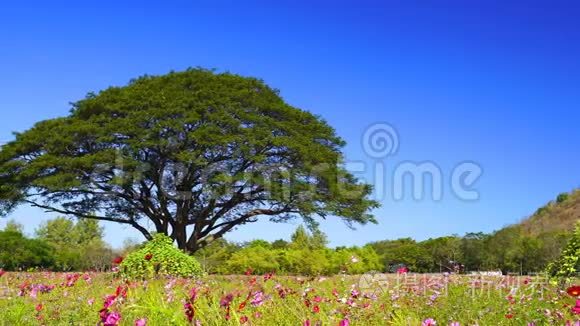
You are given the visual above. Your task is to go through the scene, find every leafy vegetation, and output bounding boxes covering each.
[547,222,580,285]
[0,230,54,270]
[119,234,203,279]
[36,217,114,271]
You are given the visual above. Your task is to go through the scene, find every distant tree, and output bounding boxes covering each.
[485,226,523,273]
[271,239,289,249]
[556,192,570,203]
[460,232,488,271]
[331,245,382,274]
[246,239,272,249]
[290,225,328,250]
[194,238,239,274]
[74,219,104,244]
[226,245,280,274]
[0,69,379,253]
[421,236,462,272]
[3,219,24,234]
[36,218,77,247]
[0,230,54,270]
[36,217,110,270]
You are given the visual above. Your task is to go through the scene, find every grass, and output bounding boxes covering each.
[0,272,578,325]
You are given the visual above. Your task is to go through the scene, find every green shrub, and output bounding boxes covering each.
[546,222,580,286]
[119,234,203,278]
[556,192,570,203]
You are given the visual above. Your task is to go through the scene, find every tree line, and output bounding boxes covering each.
[0,218,571,275]
[0,218,137,271]
[193,225,570,275]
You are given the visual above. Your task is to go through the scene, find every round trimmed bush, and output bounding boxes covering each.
[119,234,203,278]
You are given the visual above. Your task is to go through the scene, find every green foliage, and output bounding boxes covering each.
[0,68,379,253]
[0,230,54,270]
[226,245,281,274]
[120,234,203,279]
[35,217,113,271]
[546,222,580,285]
[194,238,240,274]
[556,192,570,203]
[3,219,24,233]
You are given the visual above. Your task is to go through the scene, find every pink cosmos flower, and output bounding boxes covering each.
[104,295,116,309]
[251,291,267,307]
[303,320,311,326]
[572,300,580,315]
[339,319,350,326]
[104,312,121,326]
[422,318,436,326]
[449,322,460,326]
[220,293,234,308]
[135,318,147,326]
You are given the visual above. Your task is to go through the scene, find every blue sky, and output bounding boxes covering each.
[1,1,579,248]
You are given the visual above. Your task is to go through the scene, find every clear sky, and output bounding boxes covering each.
[1,1,579,248]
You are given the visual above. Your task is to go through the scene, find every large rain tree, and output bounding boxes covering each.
[0,69,378,253]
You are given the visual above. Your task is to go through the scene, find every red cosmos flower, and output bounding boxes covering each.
[240,316,249,324]
[505,313,514,319]
[144,253,153,261]
[35,303,43,312]
[397,267,409,274]
[115,285,128,299]
[0,269,5,277]
[313,305,320,313]
[264,272,274,281]
[567,286,580,297]
[112,256,124,265]
[184,302,195,322]
[244,268,253,276]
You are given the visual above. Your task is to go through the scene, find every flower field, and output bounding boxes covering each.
[0,271,579,325]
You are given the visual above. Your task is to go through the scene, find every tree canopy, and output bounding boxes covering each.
[0,68,378,252]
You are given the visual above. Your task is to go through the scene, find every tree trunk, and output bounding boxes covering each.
[172,223,188,252]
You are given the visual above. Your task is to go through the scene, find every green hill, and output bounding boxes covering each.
[520,189,580,236]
